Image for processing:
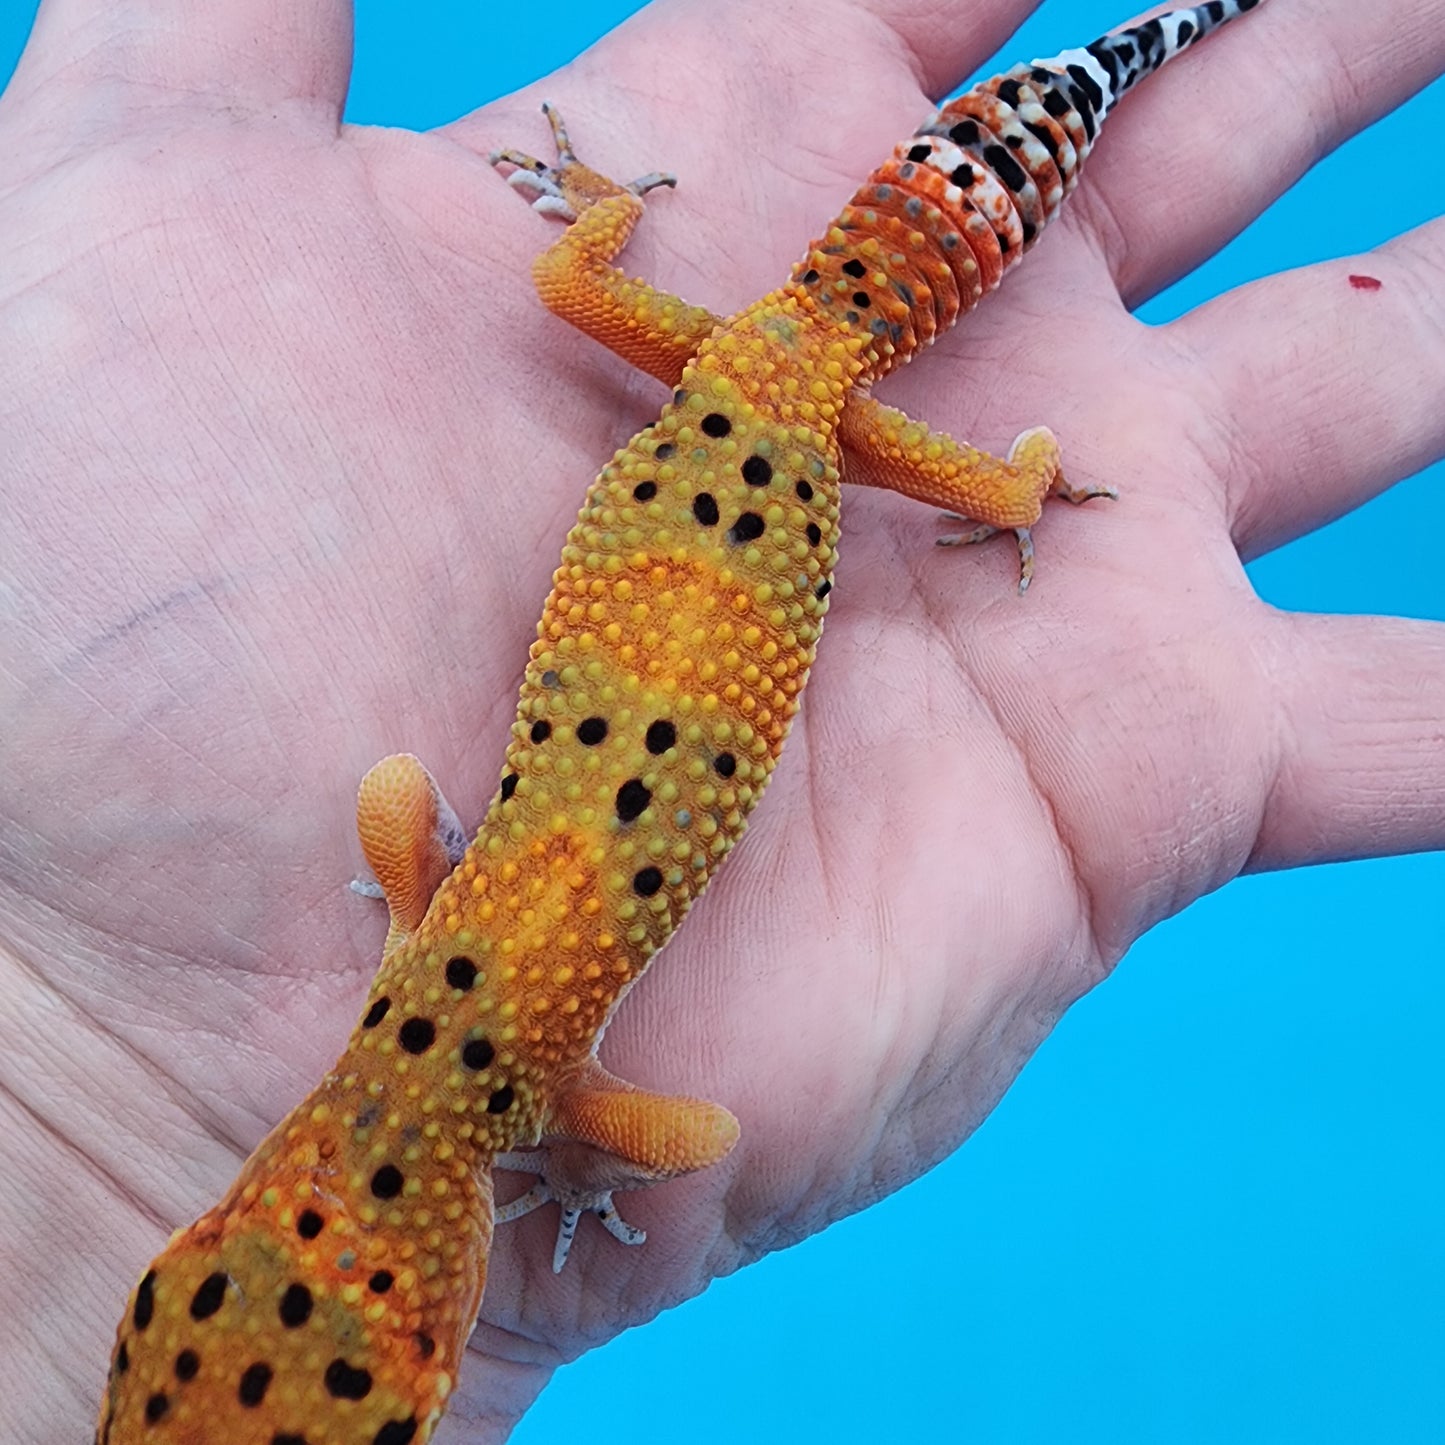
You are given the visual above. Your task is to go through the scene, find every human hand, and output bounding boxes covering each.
[2,1,1442,1441]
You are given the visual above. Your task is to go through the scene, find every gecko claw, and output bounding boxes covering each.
[491,103,676,222]
[494,1161,645,1272]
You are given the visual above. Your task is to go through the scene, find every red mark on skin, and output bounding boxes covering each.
[1348,274,1383,291]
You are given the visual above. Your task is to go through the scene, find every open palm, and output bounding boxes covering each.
[2,0,1442,1440]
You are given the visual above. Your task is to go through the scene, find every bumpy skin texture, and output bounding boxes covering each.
[91,6,1273,1443]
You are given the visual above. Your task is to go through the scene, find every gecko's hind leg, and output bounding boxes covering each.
[842,398,1116,592]
[489,103,721,386]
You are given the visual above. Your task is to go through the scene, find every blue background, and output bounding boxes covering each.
[4,2,1441,1440]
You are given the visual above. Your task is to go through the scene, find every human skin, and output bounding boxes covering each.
[2,0,1443,1440]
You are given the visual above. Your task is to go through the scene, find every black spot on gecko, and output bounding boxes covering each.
[906,143,931,162]
[741,455,773,486]
[368,1271,395,1294]
[730,512,765,544]
[806,523,822,546]
[145,1394,169,1424]
[645,720,676,754]
[462,1037,494,1071]
[632,481,657,501]
[949,120,980,145]
[273,1435,308,1445]
[1086,41,1120,91]
[632,866,664,897]
[239,1363,274,1407]
[500,773,519,802]
[415,1334,436,1359]
[1023,121,1060,164]
[654,442,675,460]
[1177,18,1196,43]
[851,291,871,308]
[693,492,720,526]
[190,1273,227,1321]
[279,1283,313,1327]
[530,719,552,743]
[1041,87,1071,119]
[842,258,867,278]
[577,716,608,745]
[1066,63,1105,113]
[297,1209,324,1239]
[997,78,1023,107]
[362,997,390,1028]
[817,580,833,599]
[713,752,737,777]
[398,1017,436,1054]
[487,1085,515,1114]
[374,1421,419,1445]
[324,1359,373,1401]
[446,957,477,990]
[951,163,975,187]
[1066,81,1097,138]
[700,412,731,438]
[616,779,651,823]
[795,480,814,502]
[117,1342,130,1374]
[801,268,820,284]
[133,1271,156,1330]
[174,1349,199,1382]
[984,143,1029,192]
[370,1166,403,1200]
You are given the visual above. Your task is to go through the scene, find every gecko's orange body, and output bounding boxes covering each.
[97,5,1262,1440]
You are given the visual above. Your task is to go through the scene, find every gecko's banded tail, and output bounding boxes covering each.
[1042,0,1263,137]
[792,1,1265,373]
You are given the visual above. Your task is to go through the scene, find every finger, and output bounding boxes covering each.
[444,0,1040,161]
[1250,613,1445,872]
[13,0,352,110]
[1078,0,1445,306]
[1172,216,1445,556]
[825,0,1040,102]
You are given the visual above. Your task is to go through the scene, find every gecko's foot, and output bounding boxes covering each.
[1050,473,1118,506]
[934,444,1115,593]
[349,753,471,956]
[489,102,675,220]
[937,520,1037,593]
[496,1150,647,1273]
